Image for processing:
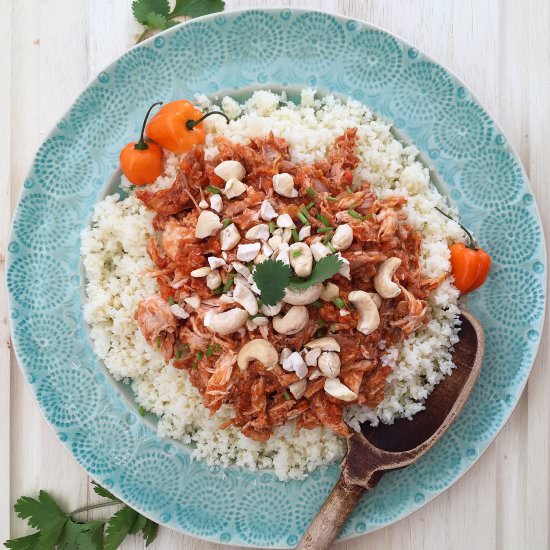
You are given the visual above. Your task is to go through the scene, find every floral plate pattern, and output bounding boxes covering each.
[6,9,546,548]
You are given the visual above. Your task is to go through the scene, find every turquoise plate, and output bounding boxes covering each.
[6,9,546,548]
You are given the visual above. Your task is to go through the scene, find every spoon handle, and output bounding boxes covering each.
[296,474,365,550]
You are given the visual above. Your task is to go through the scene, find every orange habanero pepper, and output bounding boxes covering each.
[437,207,491,294]
[145,99,229,154]
[120,102,164,186]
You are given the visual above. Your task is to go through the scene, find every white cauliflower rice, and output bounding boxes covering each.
[81,90,463,480]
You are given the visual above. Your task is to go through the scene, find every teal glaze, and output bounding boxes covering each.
[6,9,546,548]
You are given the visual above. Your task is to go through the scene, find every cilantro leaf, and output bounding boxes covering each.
[128,514,148,535]
[104,507,139,550]
[75,522,104,550]
[171,0,225,18]
[141,520,159,546]
[14,491,67,531]
[132,0,169,24]
[4,532,41,550]
[252,260,292,306]
[143,12,171,30]
[289,255,343,290]
[92,482,120,503]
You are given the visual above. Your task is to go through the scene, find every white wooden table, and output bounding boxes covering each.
[1,1,549,548]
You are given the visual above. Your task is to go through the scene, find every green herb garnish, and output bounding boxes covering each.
[196,350,203,361]
[222,218,233,229]
[268,221,276,234]
[291,228,300,242]
[297,212,309,225]
[175,348,183,359]
[316,226,334,234]
[206,345,214,357]
[132,0,225,42]
[206,185,222,194]
[348,208,364,220]
[183,343,190,352]
[156,336,162,349]
[139,405,146,417]
[252,259,292,306]
[291,249,302,258]
[333,297,346,309]
[305,201,315,210]
[222,274,236,293]
[283,391,291,401]
[316,213,330,226]
[168,296,175,305]
[327,195,339,202]
[289,255,343,290]
[4,482,158,549]
[214,343,221,353]
[306,187,317,197]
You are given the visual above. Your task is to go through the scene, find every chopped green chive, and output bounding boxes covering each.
[348,208,364,220]
[197,350,204,361]
[246,261,255,272]
[346,186,354,193]
[206,185,221,194]
[316,318,325,327]
[316,214,330,226]
[168,296,175,305]
[291,249,302,258]
[312,300,323,308]
[316,226,334,234]
[291,228,300,242]
[223,274,235,293]
[333,297,346,309]
[206,345,214,357]
[214,343,221,353]
[327,242,336,253]
[327,195,339,202]
[156,336,162,349]
[305,201,315,210]
[175,348,183,359]
[315,328,325,338]
[306,187,318,197]
[183,343,191,352]
[283,391,291,401]
[222,218,233,229]
[138,406,146,417]
[192,361,198,370]
[268,221,276,233]
[212,286,223,295]
[297,212,309,225]
[323,233,334,245]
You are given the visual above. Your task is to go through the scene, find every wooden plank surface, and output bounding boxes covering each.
[1,1,548,549]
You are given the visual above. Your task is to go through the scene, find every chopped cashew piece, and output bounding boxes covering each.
[268,234,283,252]
[324,378,358,402]
[282,351,307,378]
[321,282,339,302]
[232,262,252,281]
[369,292,382,309]
[336,253,351,279]
[237,242,261,262]
[196,211,222,239]
[198,199,208,209]
[289,243,313,277]
[298,225,311,240]
[214,160,246,182]
[237,339,278,370]
[205,308,248,335]
[305,347,322,367]
[310,241,331,261]
[304,336,340,352]
[233,281,259,315]
[209,194,222,212]
[289,379,307,399]
[261,302,282,317]
[318,351,341,378]
[251,316,269,326]
[279,347,292,364]
[348,290,380,336]
[309,369,322,380]
[260,200,278,221]
[206,270,222,290]
[282,228,293,243]
[272,305,309,335]
[223,178,247,199]
[283,284,323,305]
[170,304,189,320]
[190,266,211,277]
[272,173,298,198]
[184,295,201,309]
[374,257,402,298]
[245,224,270,241]
[276,213,295,228]
[331,224,353,251]
[219,223,241,251]
[208,256,226,269]
[276,243,290,265]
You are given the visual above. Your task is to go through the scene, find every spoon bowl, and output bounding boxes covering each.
[297,310,484,550]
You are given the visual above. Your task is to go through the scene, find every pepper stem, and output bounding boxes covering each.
[435,206,477,249]
[186,110,230,131]
[135,101,163,150]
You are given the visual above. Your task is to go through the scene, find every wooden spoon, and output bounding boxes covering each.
[297,310,484,550]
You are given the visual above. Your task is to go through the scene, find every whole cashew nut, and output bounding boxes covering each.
[348,290,381,336]
[374,257,402,298]
[283,284,323,305]
[205,308,248,335]
[237,338,278,370]
[289,243,313,277]
[324,378,358,402]
[272,306,309,335]
[331,224,353,251]
[304,336,341,352]
[318,351,341,378]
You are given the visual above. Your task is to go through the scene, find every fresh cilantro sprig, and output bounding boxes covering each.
[4,481,158,549]
[252,256,343,305]
[252,260,292,306]
[132,0,225,42]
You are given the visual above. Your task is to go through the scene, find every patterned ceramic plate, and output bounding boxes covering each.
[7,9,546,548]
